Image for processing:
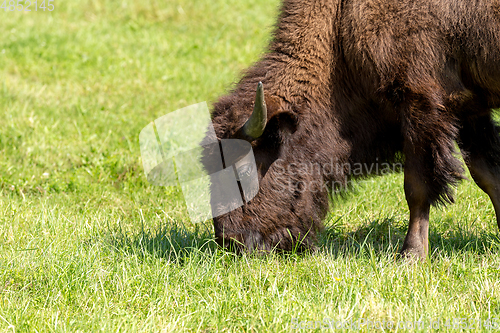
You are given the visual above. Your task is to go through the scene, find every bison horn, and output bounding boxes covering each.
[242,82,267,140]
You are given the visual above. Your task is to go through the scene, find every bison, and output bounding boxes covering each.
[207,0,500,259]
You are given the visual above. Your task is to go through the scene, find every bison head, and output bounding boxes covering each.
[205,82,335,253]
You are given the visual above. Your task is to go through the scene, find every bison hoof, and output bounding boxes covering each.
[399,244,427,261]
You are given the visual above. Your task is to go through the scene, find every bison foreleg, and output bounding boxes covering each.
[398,92,463,259]
[400,155,430,259]
[466,158,500,230]
[459,114,500,230]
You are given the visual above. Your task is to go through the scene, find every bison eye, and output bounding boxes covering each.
[235,163,254,180]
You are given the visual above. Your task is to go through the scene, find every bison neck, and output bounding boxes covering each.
[236,0,342,109]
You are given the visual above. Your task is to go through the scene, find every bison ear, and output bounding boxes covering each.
[264,94,298,139]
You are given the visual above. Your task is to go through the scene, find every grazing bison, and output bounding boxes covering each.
[207,0,500,258]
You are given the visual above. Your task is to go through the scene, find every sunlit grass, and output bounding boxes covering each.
[1,0,500,331]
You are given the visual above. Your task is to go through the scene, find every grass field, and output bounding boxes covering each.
[1,0,500,331]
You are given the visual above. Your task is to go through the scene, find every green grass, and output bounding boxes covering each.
[1,0,500,331]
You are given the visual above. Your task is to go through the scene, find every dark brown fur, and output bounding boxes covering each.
[209,0,500,258]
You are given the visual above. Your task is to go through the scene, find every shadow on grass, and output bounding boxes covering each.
[320,217,500,258]
[98,215,500,263]
[102,220,219,264]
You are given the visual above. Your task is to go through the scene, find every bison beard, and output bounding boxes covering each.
[207,0,500,259]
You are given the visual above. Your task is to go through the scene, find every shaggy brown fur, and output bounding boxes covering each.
[208,0,500,258]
